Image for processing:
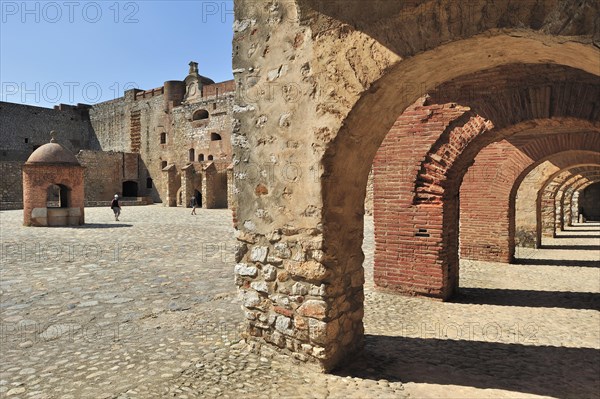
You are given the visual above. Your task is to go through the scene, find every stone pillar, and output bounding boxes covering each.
[227,164,235,210]
[571,191,580,225]
[555,190,565,232]
[203,163,218,209]
[538,178,560,246]
[232,0,362,371]
[163,165,178,207]
[181,164,195,207]
[374,198,458,299]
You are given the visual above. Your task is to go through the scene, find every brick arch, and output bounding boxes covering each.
[376,125,599,300]
[538,165,600,245]
[322,37,599,364]
[326,50,599,306]
[548,167,600,233]
[568,176,600,223]
[375,87,599,296]
[562,172,600,227]
[460,133,600,259]
[512,151,600,247]
[412,62,600,204]
[323,35,599,231]
[413,106,493,205]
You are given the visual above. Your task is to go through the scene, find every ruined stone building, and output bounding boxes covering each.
[230,0,600,371]
[0,62,234,210]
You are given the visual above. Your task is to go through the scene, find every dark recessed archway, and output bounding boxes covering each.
[46,184,69,208]
[122,181,138,197]
[192,109,209,121]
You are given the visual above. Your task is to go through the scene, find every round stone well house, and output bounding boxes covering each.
[22,134,85,226]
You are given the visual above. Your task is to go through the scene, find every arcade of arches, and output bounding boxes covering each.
[231,0,600,371]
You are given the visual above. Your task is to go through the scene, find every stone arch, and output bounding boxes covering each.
[580,181,600,221]
[551,167,600,229]
[537,165,600,246]
[192,109,209,121]
[512,151,600,248]
[325,41,600,302]
[568,176,600,224]
[459,133,600,262]
[233,0,600,371]
[322,40,599,364]
[194,187,203,208]
[556,169,600,230]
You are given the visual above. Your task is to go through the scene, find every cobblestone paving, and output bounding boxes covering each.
[1,206,598,398]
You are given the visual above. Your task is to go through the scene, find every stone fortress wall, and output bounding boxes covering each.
[0,102,99,209]
[0,62,235,211]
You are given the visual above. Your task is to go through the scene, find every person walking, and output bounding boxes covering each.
[190,196,197,215]
[111,194,121,221]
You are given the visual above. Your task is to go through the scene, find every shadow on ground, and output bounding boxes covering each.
[453,288,600,310]
[553,235,600,239]
[539,244,600,250]
[335,335,600,398]
[74,223,133,229]
[514,258,600,267]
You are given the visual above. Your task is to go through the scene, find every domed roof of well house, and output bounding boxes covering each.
[26,132,80,165]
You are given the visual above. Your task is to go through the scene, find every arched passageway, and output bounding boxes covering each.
[537,166,600,246]
[232,0,600,371]
[514,152,600,247]
[122,181,139,197]
[580,182,600,221]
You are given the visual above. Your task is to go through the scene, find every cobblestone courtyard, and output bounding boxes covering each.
[1,205,599,398]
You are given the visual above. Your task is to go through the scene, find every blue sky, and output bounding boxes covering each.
[1,0,234,108]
